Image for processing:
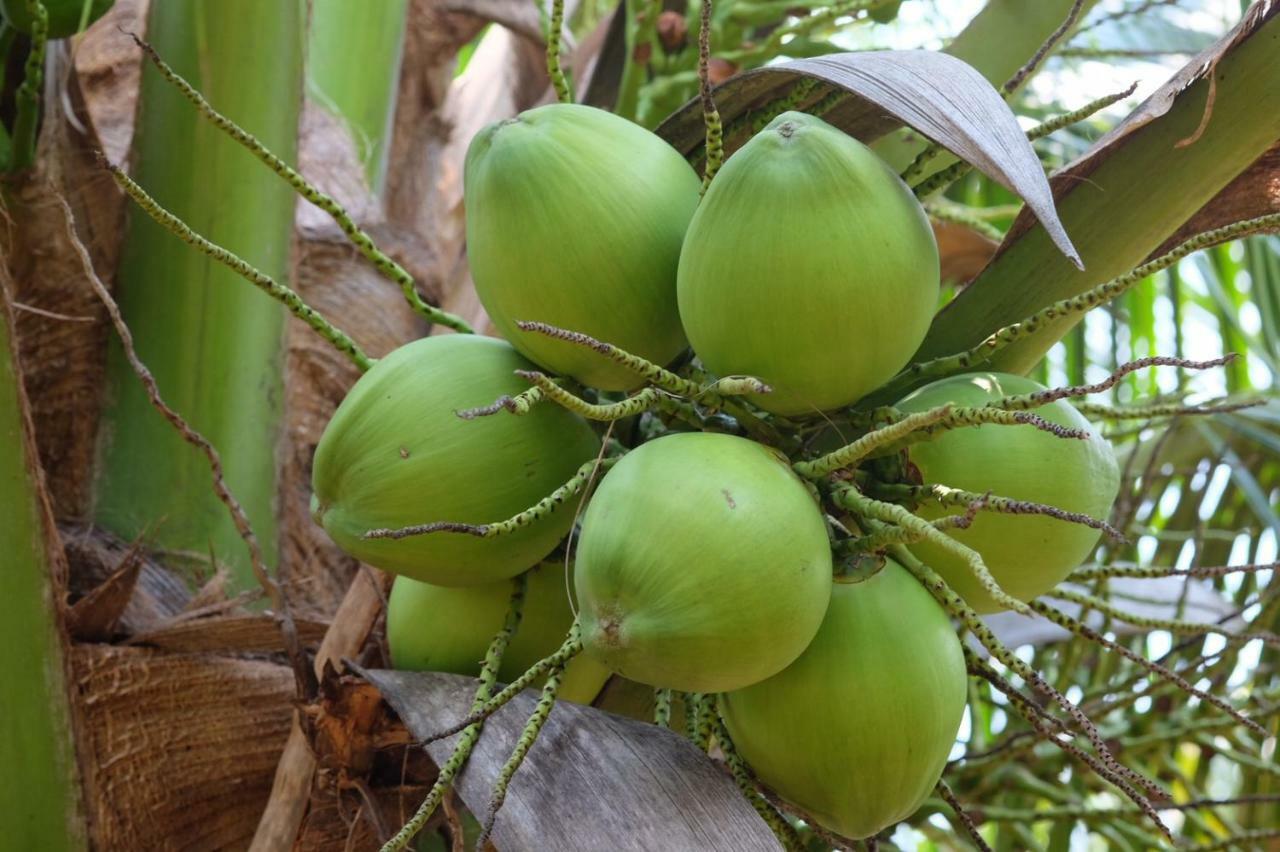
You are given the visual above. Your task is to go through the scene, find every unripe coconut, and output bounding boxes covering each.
[310,335,600,586]
[464,103,701,390]
[575,432,832,692]
[1,0,112,37]
[719,561,966,840]
[677,111,939,415]
[897,372,1120,613]
[387,563,611,704]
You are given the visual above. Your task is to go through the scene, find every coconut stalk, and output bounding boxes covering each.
[0,288,85,849]
[917,5,1280,371]
[93,0,303,593]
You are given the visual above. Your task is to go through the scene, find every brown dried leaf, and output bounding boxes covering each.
[934,221,1000,287]
[655,50,1080,266]
[1152,141,1280,256]
[127,614,329,654]
[362,669,783,851]
[74,645,297,851]
[65,542,142,641]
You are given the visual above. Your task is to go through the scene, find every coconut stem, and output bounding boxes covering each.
[934,779,993,852]
[890,544,1171,829]
[878,213,1280,400]
[513,320,782,442]
[99,157,374,371]
[711,713,806,852]
[654,689,673,727]
[363,456,620,541]
[520,373,668,420]
[962,647,1175,842]
[1046,587,1280,645]
[456,386,549,419]
[380,574,528,852]
[874,482,1126,542]
[795,405,953,477]
[125,31,475,334]
[546,0,572,102]
[873,407,1091,458]
[990,355,1237,411]
[1069,561,1278,582]
[1074,397,1262,420]
[841,490,1031,616]
[697,0,724,193]
[1028,600,1266,737]
[475,658,569,848]
[9,0,46,172]
[686,693,716,752]
[421,623,584,745]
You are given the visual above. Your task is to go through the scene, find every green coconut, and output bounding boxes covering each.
[2,0,113,37]
[575,432,833,693]
[310,335,600,586]
[464,103,701,390]
[720,560,966,840]
[677,111,939,415]
[897,372,1120,613]
[387,563,611,704]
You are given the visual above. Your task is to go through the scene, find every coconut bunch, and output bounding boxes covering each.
[92,17,1273,849]
[306,101,1199,846]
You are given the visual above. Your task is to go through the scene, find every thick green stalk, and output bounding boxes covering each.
[0,295,84,850]
[305,0,408,193]
[94,1,303,592]
[918,11,1280,370]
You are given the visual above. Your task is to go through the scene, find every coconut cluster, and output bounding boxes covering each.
[310,103,1119,841]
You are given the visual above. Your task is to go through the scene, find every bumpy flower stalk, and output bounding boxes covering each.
[841,489,1030,615]
[125,32,475,333]
[475,659,569,848]
[991,356,1235,411]
[381,575,528,852]
[889,545,1170,822]
[10,0,48,172]
[687,693,716,752]
[101,159,374,371]
[1029,600,1265,736]
[934,779,993,852]
[518,373,668,421]
[963,648,1173,842]
[1073,398,1262,420]
[422,623,584,745]
[874,407,1089,456]
[794,406,953,477]
[1069,561,1278,582]
[924,201,1005,241]
[884,213,1280,395]
[698,0,724,191]
[546,0,572,102]
[876,482,1125,541]
[654,689,674,727]
[1047,587,1280,645]
[712,714,805,852]
[455,386,548,419]
[364,457,620,541]
[513,321,781,441]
